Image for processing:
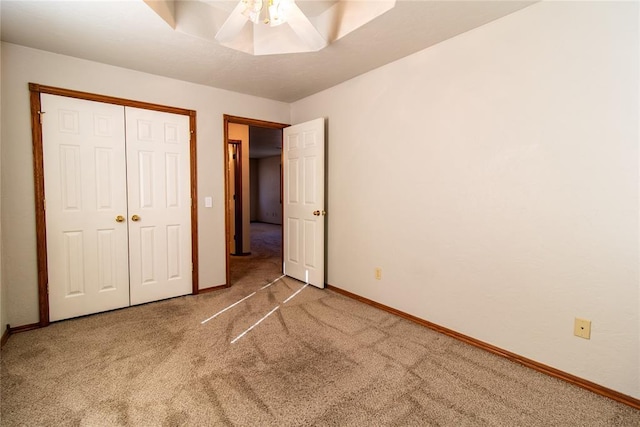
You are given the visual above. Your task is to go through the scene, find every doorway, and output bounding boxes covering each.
[223,115,289,286]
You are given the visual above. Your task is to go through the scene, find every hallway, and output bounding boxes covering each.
[229,222,282,286]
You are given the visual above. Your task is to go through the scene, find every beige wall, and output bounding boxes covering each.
[0,41,5,335]
[228,123,251,253]
[250,159,259,222]
[257,156,282,225]
[0,42,289,326]
[292,2,639,398]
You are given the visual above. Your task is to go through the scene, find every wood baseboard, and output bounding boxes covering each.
[1,325,9,348]
[1,322,43,348]
[326,284,640,410]
[8,323,41,334]
[196,284,230,294]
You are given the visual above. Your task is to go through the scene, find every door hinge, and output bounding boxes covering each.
[38,111,45,124]
[43,199,46,210]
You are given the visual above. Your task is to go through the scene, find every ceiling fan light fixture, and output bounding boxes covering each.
[210,0,396,56]
[241,0,264,24]
[267,0,291,27]
[242,0,291,26]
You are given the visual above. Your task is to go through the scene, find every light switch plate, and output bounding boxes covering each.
[205,196,213,208]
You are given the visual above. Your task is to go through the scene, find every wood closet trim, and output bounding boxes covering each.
[29,83,199,327]
[29,84,195,115]
[29,87,49,326]
[222,115,289,288]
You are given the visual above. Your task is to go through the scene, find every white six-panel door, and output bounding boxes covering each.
[42,96,192,321]
[283,118,326,288]
[42,94,130,321]
[125,107,192,305]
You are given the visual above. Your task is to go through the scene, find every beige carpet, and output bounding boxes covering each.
[229,222,283,286]
[1,223,639,426]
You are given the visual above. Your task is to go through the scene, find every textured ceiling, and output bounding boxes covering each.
[0,1,535,103]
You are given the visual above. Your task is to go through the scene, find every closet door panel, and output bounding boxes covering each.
[126,107,192,305]
[42,94,130,321]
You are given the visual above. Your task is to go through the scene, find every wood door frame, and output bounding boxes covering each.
[227,140,245,255]
[223,115,289,287]
[29,83,199,327]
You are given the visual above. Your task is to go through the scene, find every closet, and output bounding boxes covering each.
[40,93,193,322]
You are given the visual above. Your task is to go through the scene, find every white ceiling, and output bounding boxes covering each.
[0,0,535,103]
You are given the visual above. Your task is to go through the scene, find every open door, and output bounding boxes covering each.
[283,118,326,288]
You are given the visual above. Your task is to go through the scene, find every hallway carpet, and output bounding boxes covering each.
[229,222,282,286]
[1,223,639,426]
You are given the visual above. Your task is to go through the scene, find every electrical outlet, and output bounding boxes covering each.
[374,268,382,280]
[574,318,591,339]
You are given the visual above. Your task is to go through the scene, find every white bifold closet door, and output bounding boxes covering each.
[43,95,129,321]
[125,106,192,305]
[42,94,192,322]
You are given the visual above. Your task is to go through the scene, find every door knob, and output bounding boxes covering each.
[313,210,326,216]
[115,215,125,223]
[131,214,141,222]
